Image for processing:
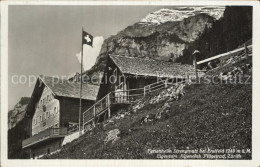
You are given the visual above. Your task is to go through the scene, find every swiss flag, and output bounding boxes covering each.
[82,30,93,47]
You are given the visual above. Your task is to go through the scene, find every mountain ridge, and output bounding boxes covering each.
[8,97,30,130]
[87,11,219,77]
[139,7,225,24]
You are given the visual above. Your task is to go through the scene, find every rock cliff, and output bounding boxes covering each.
[8,97,30,129]
[87,7,225,76]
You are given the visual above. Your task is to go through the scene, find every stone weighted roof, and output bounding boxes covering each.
[109,55,196,78]
[40,76,99,101]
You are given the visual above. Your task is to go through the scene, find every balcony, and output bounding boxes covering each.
[22,127,67,149]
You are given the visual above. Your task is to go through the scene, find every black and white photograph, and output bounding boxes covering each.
[1,1,260,166]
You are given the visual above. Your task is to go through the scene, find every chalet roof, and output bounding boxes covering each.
[26,76,99,118]
[40,76,99,101]
[109,55,196,78]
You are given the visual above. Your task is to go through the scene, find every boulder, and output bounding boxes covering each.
[104,129,121,144]
[164,102,170,108]
[155,111,162,119]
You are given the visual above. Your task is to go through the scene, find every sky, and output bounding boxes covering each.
[8,5,167,110]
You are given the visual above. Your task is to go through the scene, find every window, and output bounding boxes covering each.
[118,82,124,90]
[111,68,118,83]
[40,116,42,122]
[33,118,37,125]
[54,107,57,114]
[46,111,50,118]
[113,68,117,77]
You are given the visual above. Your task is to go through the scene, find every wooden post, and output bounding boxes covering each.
[93,105,96,124]
[107,93,110,107]
[165,79,168,88]
[82,114,85,132]
[107,105,111,118]
[244,43,248,59]
[188,73,190,84]
[29,149,32,159]
[193,52,199,83]
[92,120,95,128]
[107,93,111,118]
[103,112,107,122]
[144,87,146,97]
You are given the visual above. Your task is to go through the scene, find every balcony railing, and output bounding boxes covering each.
[22,127,67,148]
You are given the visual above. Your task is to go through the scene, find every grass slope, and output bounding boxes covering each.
[47,82,251,159]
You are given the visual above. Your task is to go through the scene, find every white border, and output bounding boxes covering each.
[1,1,260,167]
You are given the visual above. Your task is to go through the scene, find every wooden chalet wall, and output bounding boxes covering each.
[97,58,126,100]
[32,86,60,136]
[58,97,95,127]
[97,57,164,100]
[30,139,61,158]
[126,76,158,91]
[25,117,32,137]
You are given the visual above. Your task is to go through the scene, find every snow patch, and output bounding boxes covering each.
[140,6,225,25]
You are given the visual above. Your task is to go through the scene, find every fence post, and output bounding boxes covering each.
[92,120,95,128]
[107,93,110,107]
[244,43,248,59]
[93,105,96,124]
[82,114,85,132]
[144,87,146,97]
[107,93,111,118]
[186,73,190,84]
[193,50,199,83]
[108,108,111,118]
[165,79,168,88]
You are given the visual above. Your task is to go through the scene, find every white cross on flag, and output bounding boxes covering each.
[82,30,93,47]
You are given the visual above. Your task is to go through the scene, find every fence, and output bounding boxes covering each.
[144,79,173,95]
[82,79,181,127]
[83,92,112,125]
[193,44,252,82]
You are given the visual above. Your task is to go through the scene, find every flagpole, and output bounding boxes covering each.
[79,27,83,135]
